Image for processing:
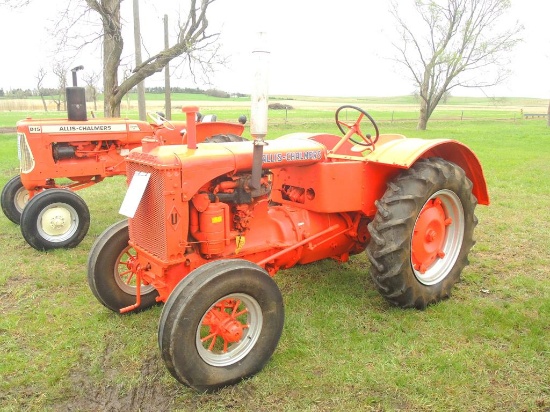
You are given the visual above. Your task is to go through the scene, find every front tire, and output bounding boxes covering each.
[366,158,478,309]
[87,220,159,313]
[159,259,284,392]
[1,175,29,224]
[20,189,90,250]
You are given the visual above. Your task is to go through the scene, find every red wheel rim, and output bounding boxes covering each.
[412,197,450,273]
[411,190,465,285]
[197,293,263,367]
[114,246,156,295]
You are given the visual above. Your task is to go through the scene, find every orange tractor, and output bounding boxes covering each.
[87,104,489,392]
[0,66,245,250]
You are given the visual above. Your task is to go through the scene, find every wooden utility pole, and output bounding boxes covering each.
[133,0,146,120]
[164,14,172,120]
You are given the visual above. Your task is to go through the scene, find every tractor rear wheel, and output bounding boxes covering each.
[158,259,284,392]
[366,158,478,309]
[87,219,159,313]
[20,189,90,250]
[1,175,29,224]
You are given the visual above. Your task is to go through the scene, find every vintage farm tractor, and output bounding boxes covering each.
[0,66,245,250]
[87,102,489,392]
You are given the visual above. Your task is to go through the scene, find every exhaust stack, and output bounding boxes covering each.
[67,65,87,121]
[249,32,270,192]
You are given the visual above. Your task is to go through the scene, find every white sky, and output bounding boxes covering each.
[0,0,548,98]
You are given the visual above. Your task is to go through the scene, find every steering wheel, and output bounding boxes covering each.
[147,111,176,131]
[335,105,379,147]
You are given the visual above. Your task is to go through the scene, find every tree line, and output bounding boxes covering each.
[0,87,246,99]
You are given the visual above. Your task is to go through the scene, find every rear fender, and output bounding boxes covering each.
[365,138,489,205]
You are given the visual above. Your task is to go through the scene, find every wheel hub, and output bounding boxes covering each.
[412,198,451,274]
[195,293,263,367]
[206,311,245,343]
[41,206,72,236]
[15,188,29,211]
[202,300,247,347]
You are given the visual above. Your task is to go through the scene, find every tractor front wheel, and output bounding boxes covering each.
[87,219,159,313]
[1,175,30,224]
[366,158,478,309]
[20,189,90,250]
[158,259,284,392]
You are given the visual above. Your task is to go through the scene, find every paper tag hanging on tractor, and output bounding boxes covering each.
[235,235,246,254]
[119,171,151,218]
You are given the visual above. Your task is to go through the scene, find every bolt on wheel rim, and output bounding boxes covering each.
[15,187,29,212]
[196,293,263,367]
[411,189,464,285]
[37,203,79,242]
[113,246,156,295]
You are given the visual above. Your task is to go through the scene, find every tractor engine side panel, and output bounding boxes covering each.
[271,161,367,213]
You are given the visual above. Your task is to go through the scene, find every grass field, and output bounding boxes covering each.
[0,99,549,411]
[0,93,547,125]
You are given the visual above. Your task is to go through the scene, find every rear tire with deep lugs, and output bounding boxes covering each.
[366,158,478,309]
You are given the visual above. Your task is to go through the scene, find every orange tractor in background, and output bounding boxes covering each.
[0,66,245,250]
[87,102,489,392]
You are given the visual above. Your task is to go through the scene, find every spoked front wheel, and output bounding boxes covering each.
[159,259,284,392]
[87,219,159,313]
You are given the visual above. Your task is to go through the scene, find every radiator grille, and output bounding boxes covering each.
[18,133,35,173]
[127,161,169,261]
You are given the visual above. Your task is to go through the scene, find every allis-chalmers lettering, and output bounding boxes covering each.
[58,125,112,132]
[262,150,322,163]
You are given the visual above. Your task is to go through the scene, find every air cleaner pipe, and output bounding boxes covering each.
[250,32,270,191]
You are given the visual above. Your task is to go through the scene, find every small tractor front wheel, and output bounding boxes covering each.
[158,259,284,392]
[1,175,30,224]
[20,189,90,250]
[366,158,478,309]
[87,220,159,313]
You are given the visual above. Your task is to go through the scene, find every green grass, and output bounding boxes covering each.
[0,102,549,411]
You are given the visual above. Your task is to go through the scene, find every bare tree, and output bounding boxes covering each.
[79,0,221,117]
[52,62,68,112]
[0,0,31,6]
[83,70,101,112]
[35,68,48,112]
[391,0,523,130]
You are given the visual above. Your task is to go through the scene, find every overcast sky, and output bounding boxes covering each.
[0,0,548,98]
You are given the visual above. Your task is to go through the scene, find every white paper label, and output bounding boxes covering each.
[119,171,151,218]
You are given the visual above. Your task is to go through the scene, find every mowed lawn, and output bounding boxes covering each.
[0,103,548,411]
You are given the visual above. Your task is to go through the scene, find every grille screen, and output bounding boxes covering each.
[127,162,168,261]
[18,133,35,173]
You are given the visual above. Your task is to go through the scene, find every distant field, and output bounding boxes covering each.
[0,93,547,135]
